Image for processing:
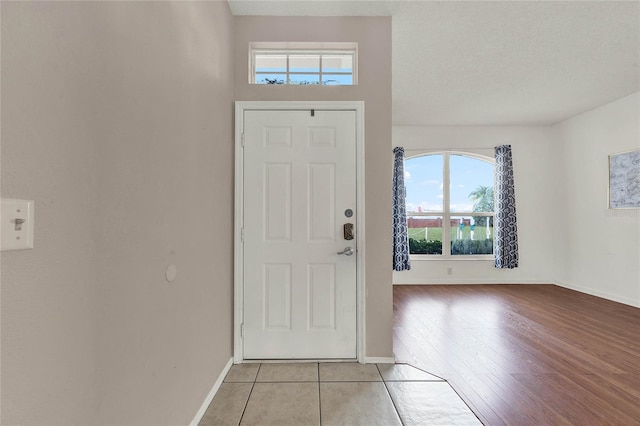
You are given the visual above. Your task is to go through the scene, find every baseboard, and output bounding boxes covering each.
[365,356,396,364]
[554,280,640,309]
[393,279,552,285]
[190,357,234,426]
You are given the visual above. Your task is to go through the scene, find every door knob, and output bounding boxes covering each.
[337,246,354,256]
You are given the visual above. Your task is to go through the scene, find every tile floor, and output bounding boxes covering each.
[199,362,481,426]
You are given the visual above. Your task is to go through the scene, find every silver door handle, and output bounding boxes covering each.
[337,246,354,256]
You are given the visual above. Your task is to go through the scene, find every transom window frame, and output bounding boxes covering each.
[406,150,495,261]
[249,42,358,86]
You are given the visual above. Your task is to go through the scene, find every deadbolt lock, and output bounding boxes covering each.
[343,223,354,240]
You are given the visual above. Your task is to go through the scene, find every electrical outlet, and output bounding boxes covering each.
[447,267,453,275]
[1,198,35,251]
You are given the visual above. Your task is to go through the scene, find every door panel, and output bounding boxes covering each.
[308,163,335,241]
[264,163,291,241]
[308,263,336,330]
[263,263,292,330]
[243,109,357,359]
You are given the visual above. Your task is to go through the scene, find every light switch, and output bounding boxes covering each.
[1,198,35,251]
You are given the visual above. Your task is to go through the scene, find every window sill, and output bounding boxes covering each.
[250,84,358,87]
[410,255,494,262]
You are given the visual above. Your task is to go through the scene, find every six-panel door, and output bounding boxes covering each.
[243,110,357,359]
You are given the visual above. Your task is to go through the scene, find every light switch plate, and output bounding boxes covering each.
[1,198,35,251]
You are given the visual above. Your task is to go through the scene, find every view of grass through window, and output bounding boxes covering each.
[405,153,494,256]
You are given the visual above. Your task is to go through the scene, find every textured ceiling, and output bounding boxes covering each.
[228,0,640,126]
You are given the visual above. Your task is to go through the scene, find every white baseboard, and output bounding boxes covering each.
[554,280,640,309]
[393,279,551,285]
[190,357,234,426]
[365,356,396,364]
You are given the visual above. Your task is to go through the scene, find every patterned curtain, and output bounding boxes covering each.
[494,145,519,269]
[392,147,411,271]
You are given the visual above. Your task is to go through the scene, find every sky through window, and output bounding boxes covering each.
[405,154,494,213]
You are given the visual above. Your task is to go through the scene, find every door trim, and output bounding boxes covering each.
[234,101,366,364]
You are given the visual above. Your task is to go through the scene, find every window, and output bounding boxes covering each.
[405,153,495,257]
[250,43,357,85]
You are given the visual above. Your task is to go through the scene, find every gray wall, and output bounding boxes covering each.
[1,2,235,424]
[234,16,394,358]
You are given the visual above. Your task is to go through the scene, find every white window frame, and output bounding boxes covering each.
[249,42,358,85]
[406,151,495,261]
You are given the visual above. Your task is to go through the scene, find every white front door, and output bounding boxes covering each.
[242,109,357,359]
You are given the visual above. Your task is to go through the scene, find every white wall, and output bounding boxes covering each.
[393,94,640,310]
[553,92,640,307]
[392,126,558,285]
[1,2,235,424]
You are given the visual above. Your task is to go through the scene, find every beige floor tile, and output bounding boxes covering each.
[320,382,402,426]
[386,381,481,426]
[240,382,320,426]
[319,363,381,382]
[256,363,318,382]
[377,363,444,382]
[199,383,252,426]
[224,364,260,383]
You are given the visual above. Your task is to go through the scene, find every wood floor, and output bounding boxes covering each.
[393,284,640,425]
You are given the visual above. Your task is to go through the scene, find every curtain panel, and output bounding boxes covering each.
[494,145,519,268]
[392,147,411,271]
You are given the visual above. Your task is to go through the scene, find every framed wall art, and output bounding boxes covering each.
[609,149,640,209]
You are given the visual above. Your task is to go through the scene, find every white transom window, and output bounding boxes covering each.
[249,42,357,86]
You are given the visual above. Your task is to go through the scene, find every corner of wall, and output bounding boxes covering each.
[551,92,640,308]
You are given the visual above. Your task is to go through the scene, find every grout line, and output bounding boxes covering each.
[254,380,324,383]
[237,363,262,426]
[251,379,385,383]
[397,362,481,423]
[253,363,262,385]
[401,362,447,382]
[376,364,405,426]
[444,380,485,425]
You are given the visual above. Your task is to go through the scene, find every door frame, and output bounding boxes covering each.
[234,101,366,364]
